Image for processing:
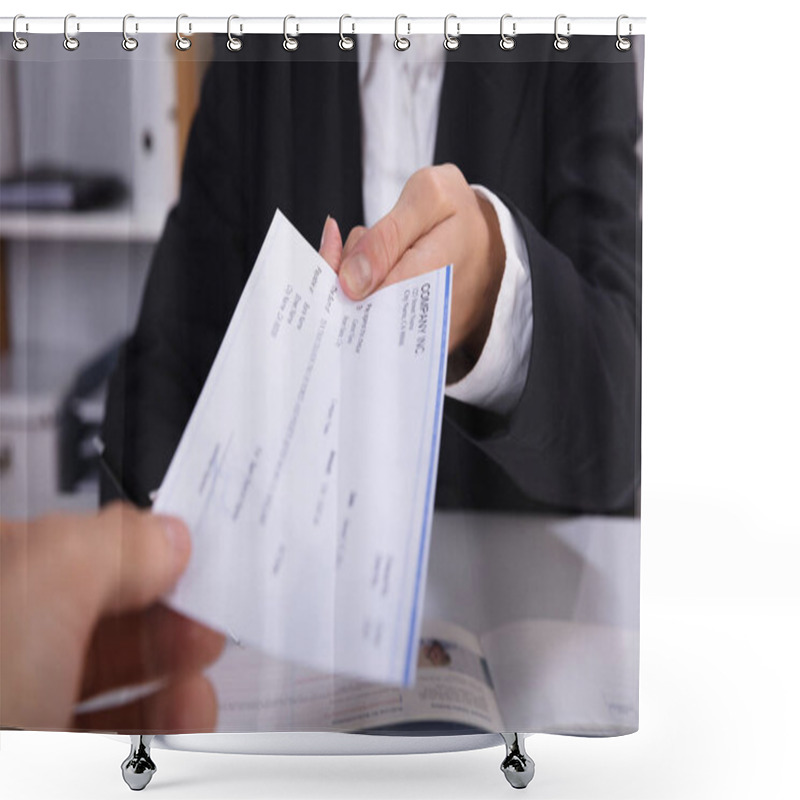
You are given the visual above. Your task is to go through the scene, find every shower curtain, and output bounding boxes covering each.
[0,20,642,745]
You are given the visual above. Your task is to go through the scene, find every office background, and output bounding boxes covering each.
[1,1,798,800]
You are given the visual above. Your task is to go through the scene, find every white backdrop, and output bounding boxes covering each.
[2,1,798,798]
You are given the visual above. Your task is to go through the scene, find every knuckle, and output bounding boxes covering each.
[440,163,467,195]
[412,166,440,198]
[410,165,432,186]
[439,162,462,182]
[422,166,457,214]
[423,165,443,191]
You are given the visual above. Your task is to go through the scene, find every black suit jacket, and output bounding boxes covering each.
[101,35,642,515]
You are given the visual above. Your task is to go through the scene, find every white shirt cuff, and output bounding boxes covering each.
[444,185,533,415]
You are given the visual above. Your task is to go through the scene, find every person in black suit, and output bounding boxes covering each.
[101,34,641,516]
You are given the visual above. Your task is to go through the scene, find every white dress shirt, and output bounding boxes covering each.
[357,35,533,415]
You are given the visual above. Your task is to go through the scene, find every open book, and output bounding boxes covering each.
[205,614,638,737]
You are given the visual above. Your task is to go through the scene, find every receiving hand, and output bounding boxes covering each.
[319,164,506,363]
[0,503,225,732]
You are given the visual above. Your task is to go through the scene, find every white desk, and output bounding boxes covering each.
[151,511,640,755]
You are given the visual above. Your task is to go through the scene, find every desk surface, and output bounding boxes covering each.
[426,511,640,633]
[149,512,641,745]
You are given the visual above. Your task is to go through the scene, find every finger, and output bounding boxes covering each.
[319,215,343,272]
[378,216,457,290]
[53,503,192,618]
[80,604,226,701]
[72,673,217,734]
[341,225,367,261]
[339,165,461,300]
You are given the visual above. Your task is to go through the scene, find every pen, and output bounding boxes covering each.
[94,436,159,506]
[93,436,134,503]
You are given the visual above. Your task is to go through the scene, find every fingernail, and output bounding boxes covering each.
[319,215,332,250]
[158,516,191,568]
[341,253,371,297]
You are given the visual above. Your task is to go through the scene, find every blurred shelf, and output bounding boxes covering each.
[0,207,165,242]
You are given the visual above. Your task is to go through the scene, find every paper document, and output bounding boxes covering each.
[155,210,452,686]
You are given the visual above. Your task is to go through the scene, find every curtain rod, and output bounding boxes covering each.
[0,16,646,37]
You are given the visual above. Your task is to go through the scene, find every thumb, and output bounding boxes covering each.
[78,503,192,616]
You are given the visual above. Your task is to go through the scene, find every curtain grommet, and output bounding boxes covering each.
[339,14,355,51]
[283,15,299,51]
[394,15,410,51]
[227,15,243,52]
[122,14,138,51]
[175,14,192,51]
[12,14,29,52]
[554,15,570,51]
[63,13,80,51]
[616,15,632,51]
[499,14,516,51]
[444,14,460,51]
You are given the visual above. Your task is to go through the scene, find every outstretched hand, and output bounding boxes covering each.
[0,503,225,732]
[318,164,505,364]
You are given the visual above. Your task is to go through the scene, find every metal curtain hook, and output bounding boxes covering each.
[122,14,138,51]
[227,15,242,51]
[175,14,191,51]
[339,14,355,50]
[616,14,632,51]
[12,14,29,52]
[394,14,410,51]
[444,14,460,51]
[63,13,79,51]
[554,14,570,51]
[283,15,298,51]
[499,14,516,51]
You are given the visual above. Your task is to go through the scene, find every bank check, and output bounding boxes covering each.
[155,211,452,686]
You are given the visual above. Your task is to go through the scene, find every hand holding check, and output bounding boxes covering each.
[0,504,224,731]
[319,164,505,364]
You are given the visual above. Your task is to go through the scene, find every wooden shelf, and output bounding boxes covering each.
[0,207,165,242]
